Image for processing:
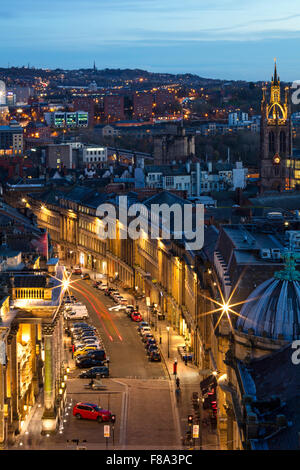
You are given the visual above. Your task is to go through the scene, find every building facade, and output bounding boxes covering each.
[0,121,24,156]
[26,187,300,450]
[0,260,67,447]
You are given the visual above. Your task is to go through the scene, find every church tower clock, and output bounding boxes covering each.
[260,60,293,191]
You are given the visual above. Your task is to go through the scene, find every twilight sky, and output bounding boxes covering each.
[1,0,300,80]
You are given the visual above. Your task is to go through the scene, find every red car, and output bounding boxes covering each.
[73,402,112,422]
[131,312,142,322]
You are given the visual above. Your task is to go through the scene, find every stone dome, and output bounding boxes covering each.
[236,276,300,341]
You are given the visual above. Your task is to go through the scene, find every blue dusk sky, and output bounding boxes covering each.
[1,0,300,81]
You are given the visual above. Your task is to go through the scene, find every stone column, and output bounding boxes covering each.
[41,323,57,434]
[31,324,39,399]
[7,324,19,440]
[0,362,5,448]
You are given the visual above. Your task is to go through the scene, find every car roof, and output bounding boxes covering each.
[77,402,97,407]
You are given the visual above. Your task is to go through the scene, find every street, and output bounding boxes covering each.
[13,277,181,450]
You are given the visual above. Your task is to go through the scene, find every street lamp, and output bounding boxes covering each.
[166,326,170,358]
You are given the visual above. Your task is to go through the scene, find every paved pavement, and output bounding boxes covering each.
[136,295,220,450]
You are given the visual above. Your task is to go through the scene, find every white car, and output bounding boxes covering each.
[98,284,108,291]
[70,305,88,314]
[140,326,151,336]
[65,310,89,320]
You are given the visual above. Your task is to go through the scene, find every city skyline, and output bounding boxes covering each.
[1,0,300,80]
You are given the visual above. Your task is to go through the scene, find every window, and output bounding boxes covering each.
[269,131,275,153]
[165,176,174,187]
[280,131,286,153]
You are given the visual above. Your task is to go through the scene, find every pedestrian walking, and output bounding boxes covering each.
[184,355,188,366]
[176,377,180,388]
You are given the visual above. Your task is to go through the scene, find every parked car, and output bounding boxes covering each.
[81,273,90,280]
[105,288,118,296]
[126,305,135,313]
[137,321,149,332]
[98,284,108,291]
[111,292,120,302]
[70,322,89,331]
[149,351,161,362]
[80,338,102,347]
[73,329,96,338]
[131,312,142,322]
[73,267,82,275]
[73,328,96,338]
[76,358,106,368]
[127,308,139,318]
[140,326,151,336]
[65,310,88,320]
[76,349,106,362]
[79,366,109,378]
[73,402,111,422]
[142,333,154,343]
[74,324,96,331]
[145,338,157,349]
[147,345,159,356]
[74,346,99,357]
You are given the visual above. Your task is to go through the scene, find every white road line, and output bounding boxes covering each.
[112,379,129,448]
[169,380,183,448]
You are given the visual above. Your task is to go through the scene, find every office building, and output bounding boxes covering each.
[0,81,6,106]
[0,121,23,156]
[44,111,88,128]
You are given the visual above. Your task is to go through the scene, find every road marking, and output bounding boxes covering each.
[75,283,124,342]
[112,379,129,448]
[169,380,183,448]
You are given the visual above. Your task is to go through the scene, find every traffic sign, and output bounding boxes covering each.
[193,425,199,438]
[104,425,110,438]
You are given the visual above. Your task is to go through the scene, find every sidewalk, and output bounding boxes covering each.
[126,293,220,451]
[148,321,219,450]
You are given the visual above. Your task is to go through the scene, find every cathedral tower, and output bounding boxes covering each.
[260,61,293,191]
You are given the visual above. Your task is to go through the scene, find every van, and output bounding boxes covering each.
[65,310,89,320]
